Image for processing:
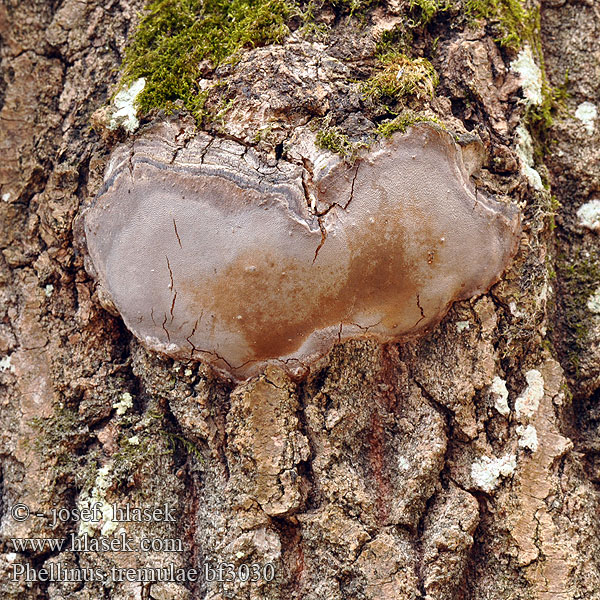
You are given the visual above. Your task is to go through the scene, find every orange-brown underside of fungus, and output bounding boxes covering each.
[83,122,521,380]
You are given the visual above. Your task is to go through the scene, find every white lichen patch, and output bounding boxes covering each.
[113,391,133,416]
[455,320,470,333]
[515,125,544,191]
[574,101,598,135]
[511,46,543,106]
[509,300,528,319]
[325,408,344,430]
[0,354,15,373]
[588,287,600,314]
[44,284,54,297]
[490,376,510,416]
[2,192,10,202]
[517,424,538,453]
[537,281,549,305]
[127,435,140,445]
[397,456,410,471]
[78,464,117,537]
[471,454,517,493]
[577,199,600,232]
[515,369,544,421]
[108,77,146,133]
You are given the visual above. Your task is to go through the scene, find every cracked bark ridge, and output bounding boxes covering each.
[82,119,521,380]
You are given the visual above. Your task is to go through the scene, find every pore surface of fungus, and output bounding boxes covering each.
[83,121,520,380]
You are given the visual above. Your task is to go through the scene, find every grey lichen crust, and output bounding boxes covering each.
[83,120,521,380]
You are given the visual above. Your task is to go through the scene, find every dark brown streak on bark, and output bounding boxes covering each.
[345,162,360,210]
[414,294,426,328]
[166,256,175,291]
[300,156,315,213]
[162,313,171,343]
[173,218,182,248]
[186,317,200,358]
[170,292,177,323]
[313,218,328,264]
[351,319,382,332]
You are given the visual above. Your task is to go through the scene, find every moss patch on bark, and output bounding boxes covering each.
[122,0,293,120]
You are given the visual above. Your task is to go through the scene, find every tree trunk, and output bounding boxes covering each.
[1,0,599,599]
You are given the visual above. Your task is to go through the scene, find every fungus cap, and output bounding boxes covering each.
[83,121,520,380]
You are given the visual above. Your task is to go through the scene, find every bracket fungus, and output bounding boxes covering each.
[83,121,520,380]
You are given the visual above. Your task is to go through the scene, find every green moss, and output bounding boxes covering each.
[299,1,331,40]
[121,0,443,124]
[253,124,275,143]
[122,0,293,122]
[315,119,368,159]
[408,0,451,26]
[376,0,534,49]
[463,0,535,50]
[111,436,154,485]
[459,2,566,137]
[326,0,378,15]
[316,126,352,156]
[30,408,88,466]
[555,251,600,371]
[463,0,566,139]
[362,53,438,103]
[162,432,206,465]
[375,25,413,57]
[298,0,379,38]
[547,195,561,231]
[377,110,444,137]
[118,0,564,147]
[29,407,94,492]
[528,69,568,137]
[107,409,173,495]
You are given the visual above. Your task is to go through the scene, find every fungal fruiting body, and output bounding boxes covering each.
[83,122,521,380]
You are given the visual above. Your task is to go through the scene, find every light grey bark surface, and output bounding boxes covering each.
[0,1,599,599]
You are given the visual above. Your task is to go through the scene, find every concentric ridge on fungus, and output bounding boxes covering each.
[82,121,521,380]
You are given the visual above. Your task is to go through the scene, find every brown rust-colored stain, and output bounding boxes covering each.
[366,408,393,525]
[194,217,419,362]
[341,204,429,333]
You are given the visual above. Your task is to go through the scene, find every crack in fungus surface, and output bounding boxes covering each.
[83,121,521,380]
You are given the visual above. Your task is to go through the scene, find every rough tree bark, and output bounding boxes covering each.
[1,0,599,599]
